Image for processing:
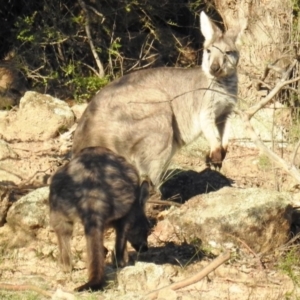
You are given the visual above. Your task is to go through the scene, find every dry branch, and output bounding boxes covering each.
[245,75,300,118]
[145,251,231,300]
[292,140,300,167]
[236,58,300,184]
[0,283,52,298]
[245,59,299,118]
[237,109,300,183]
[78,0,105,77]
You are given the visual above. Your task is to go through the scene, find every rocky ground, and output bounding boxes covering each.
[0,92,300,300]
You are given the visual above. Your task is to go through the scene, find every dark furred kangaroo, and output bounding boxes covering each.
[49,147,150,292]
[72,11,243,186]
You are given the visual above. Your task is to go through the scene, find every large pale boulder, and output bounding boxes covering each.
[151,187,293,253]
[1,186,50,247]
[0,91,75,141]
[6,186,50,233]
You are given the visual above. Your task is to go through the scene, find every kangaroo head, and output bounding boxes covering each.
[200,11,241,79]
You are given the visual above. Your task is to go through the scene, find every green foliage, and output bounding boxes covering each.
[292,0,300,14]
[278,246,300,286]
[0,291,40,300]
[69,75,110,102]
[289,121,300,144]
[258,154,272,171]
[1,0,206,101]
[15,13,37,43]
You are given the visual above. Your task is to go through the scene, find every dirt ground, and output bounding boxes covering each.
[0,135,300,299]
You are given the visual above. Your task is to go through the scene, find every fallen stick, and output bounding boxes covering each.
[0,283,52,298]
[145,251,231,300]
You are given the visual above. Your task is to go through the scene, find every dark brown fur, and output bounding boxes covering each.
[49,147,150,292]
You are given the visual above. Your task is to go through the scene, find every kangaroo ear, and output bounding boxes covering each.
[200,11,222,45]
[225,15,248,47]
[139,180,150,207]
[226,28,244,47]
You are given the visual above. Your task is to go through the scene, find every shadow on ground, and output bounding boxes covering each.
[129,241,211,266]
[159,168,233,203]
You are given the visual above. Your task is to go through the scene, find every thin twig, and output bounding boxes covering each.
[78,0,105,77]
[226,234,264,270]
[145,252,231,300]
[236,58,300,184]
[245,76,300,118]
[236,109,300,183]
[292,139,300,167]
[40,37,69,46]
[86,5,105,21]
[246,59,299,118]
[80,61,102,77]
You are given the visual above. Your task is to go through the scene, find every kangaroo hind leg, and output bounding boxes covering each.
[50,211,74,273]
[75,217,106,292]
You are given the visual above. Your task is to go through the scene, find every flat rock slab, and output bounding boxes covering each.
[152,187,293,253]
[118,262,176,292]
[6,187,50,233]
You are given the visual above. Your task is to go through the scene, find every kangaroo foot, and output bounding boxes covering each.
[206,147,226,170]
[75,280,104,292]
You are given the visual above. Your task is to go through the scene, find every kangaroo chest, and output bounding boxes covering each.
[208,79,237,117]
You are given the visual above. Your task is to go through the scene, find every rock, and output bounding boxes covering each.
[157,288,178,300]
[0,139,20,183]
[71,103,88,120]
[6,186,50,233]
[118,262,175,292]
[0,139,18,160]
[152,187,293,253]
[0,91,75,141]
[0,139,57,185]
[52,288,76,300]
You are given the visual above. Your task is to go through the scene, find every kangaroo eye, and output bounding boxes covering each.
[206,49,211,54]
[225,51,233,55]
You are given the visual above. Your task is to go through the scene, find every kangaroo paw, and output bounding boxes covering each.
[206,147,226,170]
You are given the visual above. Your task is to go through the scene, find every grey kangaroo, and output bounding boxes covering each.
[72,11,242,186]
[49,147,150,292]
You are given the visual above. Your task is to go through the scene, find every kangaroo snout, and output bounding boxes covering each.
[210,61,221,75]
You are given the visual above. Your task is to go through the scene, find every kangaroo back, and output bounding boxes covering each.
[72,11,243,186]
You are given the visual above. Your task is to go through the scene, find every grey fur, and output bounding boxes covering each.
[72,12,242,185]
